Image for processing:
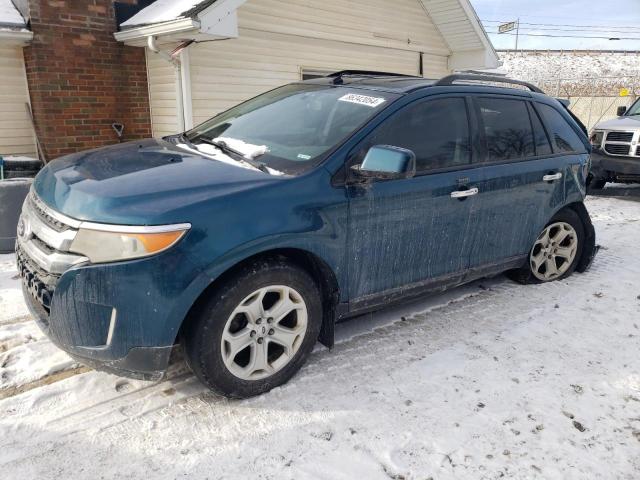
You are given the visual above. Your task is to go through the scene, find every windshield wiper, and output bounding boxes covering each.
[177,132,196,147]
[196,136,270,173]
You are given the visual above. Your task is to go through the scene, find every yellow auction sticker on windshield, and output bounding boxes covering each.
[338,94,386,108]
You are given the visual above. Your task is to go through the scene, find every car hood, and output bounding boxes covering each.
[594,116,640,130]
[33,138,282,225]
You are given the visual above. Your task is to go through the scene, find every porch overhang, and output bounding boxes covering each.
[114,0,247,46]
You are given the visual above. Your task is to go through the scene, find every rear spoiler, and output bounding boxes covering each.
[556,98,589,137]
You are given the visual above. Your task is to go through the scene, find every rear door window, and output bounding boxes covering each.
[366,97,471,172]
[536,103,587,153]
[477,98,535,162]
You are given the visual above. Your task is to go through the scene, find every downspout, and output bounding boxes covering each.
[147,35,185,132]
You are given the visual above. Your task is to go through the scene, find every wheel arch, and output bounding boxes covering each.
[555,201,597,273]
[178,248,341,349]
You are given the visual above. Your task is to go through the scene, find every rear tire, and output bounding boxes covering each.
[508,208,584,285]
[184,258,322,398]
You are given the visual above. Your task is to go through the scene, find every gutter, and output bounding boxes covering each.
[0,29,33,46]
[114,18,199,43]
[147,35,188,132]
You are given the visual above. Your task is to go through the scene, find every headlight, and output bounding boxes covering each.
[590,130,604,147]
[69,223,190,263]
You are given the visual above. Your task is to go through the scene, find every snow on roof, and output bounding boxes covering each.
[0,0,26,28]
[121,0,216,28]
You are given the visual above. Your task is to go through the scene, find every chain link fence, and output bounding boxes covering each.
[533,75,639,131]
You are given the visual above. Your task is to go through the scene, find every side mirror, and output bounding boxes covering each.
[350,145,416,181]
[617,106,627,116]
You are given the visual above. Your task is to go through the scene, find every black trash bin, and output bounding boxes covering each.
[0,178,33,253]
[2,157,42,179]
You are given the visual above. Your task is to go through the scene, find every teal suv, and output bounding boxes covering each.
[17,72,596,398]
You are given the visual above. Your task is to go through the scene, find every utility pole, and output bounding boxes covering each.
[515,18,520,51]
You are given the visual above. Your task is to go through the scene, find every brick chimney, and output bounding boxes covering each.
[23,0,152,160]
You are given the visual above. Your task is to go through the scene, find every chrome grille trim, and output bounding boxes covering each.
[20,236,88,275]
[28,191,82,230]
[601,130,640,158]
[17,190,87,275]
[21,203,78,251]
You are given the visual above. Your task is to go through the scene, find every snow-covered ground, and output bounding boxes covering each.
[499,50,640,84]
[1,196,639,480]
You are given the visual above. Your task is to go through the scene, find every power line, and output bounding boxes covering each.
[481,12,632,21]
[482,19,640,31]
[488,26,640,34]
[486,31,640,40]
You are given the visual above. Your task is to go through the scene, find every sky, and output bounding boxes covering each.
[469,0,640,51]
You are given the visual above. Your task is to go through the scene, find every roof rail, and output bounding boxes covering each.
[327,70,418,79]
[434,74,544,93]
[327,70,420,84]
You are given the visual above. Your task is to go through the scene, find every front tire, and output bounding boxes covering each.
[184,259,322,398]
[509,208,584,284]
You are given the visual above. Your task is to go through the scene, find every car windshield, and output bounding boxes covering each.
[625,98,640,116]
[185,84,398,175]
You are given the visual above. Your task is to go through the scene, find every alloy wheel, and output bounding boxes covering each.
[220,285,308,380]
[530,221,578,281]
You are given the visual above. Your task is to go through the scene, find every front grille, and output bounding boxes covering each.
[605,131,634,142]
[16,191,88,314]
[604,144,632,156]
[636,145,640,156]
[17,246,59,316]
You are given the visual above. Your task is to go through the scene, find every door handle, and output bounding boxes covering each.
[450,187,479,199]
[543,172,563,182]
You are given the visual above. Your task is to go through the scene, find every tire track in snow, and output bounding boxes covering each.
[0,283,496,440]
[0,314,33,327]
[0,366,91,400]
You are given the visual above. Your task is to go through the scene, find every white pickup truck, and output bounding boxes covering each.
[589,99,640,188]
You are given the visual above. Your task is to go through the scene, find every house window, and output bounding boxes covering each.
[300,68,335,80]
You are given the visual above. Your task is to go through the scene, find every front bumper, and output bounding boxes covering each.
[17,241,202,381]
[23,282,172,381]
[590,150,640,180]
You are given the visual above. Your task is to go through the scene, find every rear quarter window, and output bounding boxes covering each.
[536,103,586,153]
[527,103,552,156]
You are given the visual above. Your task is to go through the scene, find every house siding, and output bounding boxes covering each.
[146,0,451,135]
[238,0,450,55]
[146,48,179,138]
[0,45,36,157]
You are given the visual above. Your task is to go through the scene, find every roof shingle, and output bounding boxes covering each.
[121,0,217,28]
[0,0,26,28]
